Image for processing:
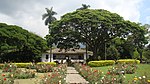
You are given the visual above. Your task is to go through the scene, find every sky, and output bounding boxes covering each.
[0,0,150,38]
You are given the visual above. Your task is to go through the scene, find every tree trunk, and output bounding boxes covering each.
[139,52,143,63]
[92,48,98,60]
[137,48,143,63]
[50,45,52,62]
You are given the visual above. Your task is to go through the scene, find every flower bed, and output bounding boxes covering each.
[2,63,17,72]
[35,64,54,73]
[131,75,150,84]
[39,64,67,84]
[108,63,137,75]
[74,63,103,83]
[8,69,35,79]
[0,73,14,84]
[74,63,126,83]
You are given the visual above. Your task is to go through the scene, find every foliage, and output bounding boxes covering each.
[100,74,126,84]
[42,7,57,26]
[37,62,56,66]
[13,63,32,68]
[2,63,17,72]
[74,63,126,84]
[0,23,48,62]
[35,64,54,73]
[88,60,115,67]
[35,62,56,73]
[39,64,67,84]
[108,63,137,75]
[131,75,150,84]
[8,69,35,79]
[106,45,120,60]
[74,63,103,83]
[116,59,140,64]
[0,73,14,84]
[48,7,148,60]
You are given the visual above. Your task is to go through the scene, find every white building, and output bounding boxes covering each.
[41,48,93,63]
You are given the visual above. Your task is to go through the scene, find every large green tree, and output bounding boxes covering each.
[48,8,148,60]
[0,23,48,62]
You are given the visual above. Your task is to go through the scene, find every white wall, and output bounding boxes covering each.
[41,53,91,63]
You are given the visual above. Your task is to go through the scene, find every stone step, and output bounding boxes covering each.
[66,67,89,84]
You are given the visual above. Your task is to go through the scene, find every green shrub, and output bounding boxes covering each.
[8,69,35,79]
[2,63,17,72]
[0,73,14,84]
[35,64,54,73]
[117,59,140,64]
[108,63,137,75]
[88,60,115,67]
[13,63,32,68]
[37,62,56,66]
[0,64,4,69]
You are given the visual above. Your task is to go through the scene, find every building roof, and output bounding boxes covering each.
[45,48,93,55]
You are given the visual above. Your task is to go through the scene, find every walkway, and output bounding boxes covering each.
[66,67,89,84]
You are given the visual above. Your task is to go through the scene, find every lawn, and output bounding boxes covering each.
[92,64,150,82]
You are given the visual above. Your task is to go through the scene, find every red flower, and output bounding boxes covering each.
[94,70,98,72]
[3,78,6,81]
[107,72,110,75]
[2,74,5,77]
[48,73,50,76]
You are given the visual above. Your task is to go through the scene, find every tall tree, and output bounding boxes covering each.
[42,7,57,61]
[0,23,48,62]
[49,9,148,60]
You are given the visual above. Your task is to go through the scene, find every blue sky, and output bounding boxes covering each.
[0,0,149,37]
[140,0,150,24]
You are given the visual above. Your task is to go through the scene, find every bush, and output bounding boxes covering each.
[2,63,17,72]
[37,62,56,66]
[38,64,67,84]
[8,69,35,79]
[0,64,4,69]
[74,63,103,83]
[0,73,14,84]
[13,63,32,68]
[117,59,140,64]
[88,60,115,67]
[108,63,137,75]
[35,64,54,73]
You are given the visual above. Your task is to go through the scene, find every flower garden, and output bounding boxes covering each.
[0,59,150,84]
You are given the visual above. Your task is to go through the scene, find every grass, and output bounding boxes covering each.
[92,64,150,82]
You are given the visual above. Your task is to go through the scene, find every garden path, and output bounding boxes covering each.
[66,67,89,84]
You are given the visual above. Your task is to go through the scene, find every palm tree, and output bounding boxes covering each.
[42,7,57,26]
[77,4,90,10]
[42,7,57,62]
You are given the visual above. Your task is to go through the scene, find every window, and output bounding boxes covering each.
[46,55,49,59]
[53,54,56,59]
[79,55,84,60]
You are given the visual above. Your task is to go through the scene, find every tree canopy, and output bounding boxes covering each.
[47,8,148,61]
[0,23,48,62]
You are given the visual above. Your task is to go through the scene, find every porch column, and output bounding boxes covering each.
[51,54,53,62]
[84,53,86,60]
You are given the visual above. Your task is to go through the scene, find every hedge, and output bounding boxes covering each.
[37,62,56,66]
[116,59,140,64]
[88,60,115,67]
[13,63,32,68]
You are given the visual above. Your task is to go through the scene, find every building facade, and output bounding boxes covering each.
[41,48,93,63]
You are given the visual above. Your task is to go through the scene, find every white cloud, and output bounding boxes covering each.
[0,0,143,37]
